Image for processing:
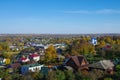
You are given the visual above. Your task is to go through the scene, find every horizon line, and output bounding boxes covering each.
[0,33,120,35]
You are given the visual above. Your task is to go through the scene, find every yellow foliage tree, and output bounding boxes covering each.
[5,59,10,65]
[71,39,95,56]
[0,46,3,51]
[45,45,57,63]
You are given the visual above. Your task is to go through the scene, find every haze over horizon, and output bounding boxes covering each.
[0,0,120,34]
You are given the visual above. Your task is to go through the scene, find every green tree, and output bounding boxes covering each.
[75,71,83,80]
[104,78,113,80]
[116,65,120,71]
[0,69,12,80]
[11,73,20,80]
[55,70,66,80]
[64,70,75,80]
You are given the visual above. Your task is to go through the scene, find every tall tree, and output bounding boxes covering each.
[71,39,95,56]
[45,45,57,63]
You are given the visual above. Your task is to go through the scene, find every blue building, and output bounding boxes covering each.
[91,38,97,45]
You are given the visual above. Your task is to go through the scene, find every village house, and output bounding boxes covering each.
[19,55,30,63]
[54,43,66,49]
[89,60,114,74]
[29,52,40,62]
[19,52,40,63]
[21,64,44,74]
[34,46,45,55]
[63,55,89,71]
[9,45,20,51]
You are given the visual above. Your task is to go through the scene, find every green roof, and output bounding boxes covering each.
[22,63,43,67]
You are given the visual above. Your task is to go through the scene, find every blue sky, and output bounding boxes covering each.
[0,0,120,34]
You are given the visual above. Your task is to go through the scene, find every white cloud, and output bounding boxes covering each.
[96,9,120,14]
[63,9,120,14]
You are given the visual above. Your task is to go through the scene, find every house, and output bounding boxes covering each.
[34,46,45,55]
[9,45,20,51]
[21,64,44,74]
[89,60,114,74]
[90,38,97,45]
[29,52,40,62]
[63,55,89,71]
[19,55,30,63]
[56,48,63,55]
[54,43,66,49]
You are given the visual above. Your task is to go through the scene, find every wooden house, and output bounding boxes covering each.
[63,55,89,71]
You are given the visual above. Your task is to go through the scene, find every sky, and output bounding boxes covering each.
[0,0,120,34]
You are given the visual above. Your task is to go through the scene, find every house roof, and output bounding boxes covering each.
[29,53,39,57]
[65,55,89,67]
[20,57,27,61]
[104,45,112,49]
[89,60,114,70]
[71,56,81,67]
[22,63,43,68]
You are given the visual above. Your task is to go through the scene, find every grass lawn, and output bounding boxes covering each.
[6,51,20,55]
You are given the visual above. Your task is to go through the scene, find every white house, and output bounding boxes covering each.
[21,64,44,74]
[28,64,44,72]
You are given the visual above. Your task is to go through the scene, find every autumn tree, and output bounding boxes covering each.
[104,36,112,44]
[71,39,95,56]
[0,42,10,51]
[46,71,56,80]
[0,46,3,51]
[30,72,44,80]
[45,45,57,63]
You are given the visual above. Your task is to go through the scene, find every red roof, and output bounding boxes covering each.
[29,53,39,58]
[20,57,27,61]
[104,45,112,49]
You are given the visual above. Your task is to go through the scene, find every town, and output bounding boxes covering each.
[0,34,120,80]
